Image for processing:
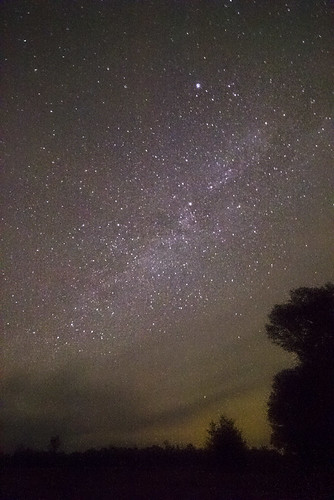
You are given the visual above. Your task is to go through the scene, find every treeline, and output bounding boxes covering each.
[1,445,284,474]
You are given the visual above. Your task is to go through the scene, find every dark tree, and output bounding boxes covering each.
[266,283,334,465]
[48,435,61,454]
[206,415,247,468]
[268,365,334,463]
[266,283,334,365]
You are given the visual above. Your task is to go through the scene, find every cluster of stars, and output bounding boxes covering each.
[1,0,333,453]
[2,1,332,357]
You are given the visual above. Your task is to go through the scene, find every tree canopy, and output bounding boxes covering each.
[266,282,334,365]
[266,283,334,465]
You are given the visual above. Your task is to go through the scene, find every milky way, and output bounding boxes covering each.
[2,0,333,451]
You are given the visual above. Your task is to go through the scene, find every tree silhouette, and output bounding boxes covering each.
[266,283,334,465]
[206,415,247,468]
[48,435,61,454]
[266,283,334,365]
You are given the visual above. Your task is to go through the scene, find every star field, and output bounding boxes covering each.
[2,0,333,451]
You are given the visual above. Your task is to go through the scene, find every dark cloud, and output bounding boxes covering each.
[2,364,144,450]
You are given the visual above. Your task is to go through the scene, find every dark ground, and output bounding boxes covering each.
[2,464,333,499]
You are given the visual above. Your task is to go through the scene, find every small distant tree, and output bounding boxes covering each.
[163,440,173,451]
[206,415,247,468]
[48,435,61,454]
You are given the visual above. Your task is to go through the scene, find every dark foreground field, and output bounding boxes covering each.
[2,464,333,500]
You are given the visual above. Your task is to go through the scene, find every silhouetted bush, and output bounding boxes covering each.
[206,414,248,470]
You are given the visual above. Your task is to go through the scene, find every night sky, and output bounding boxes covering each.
[2,0,333,452]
